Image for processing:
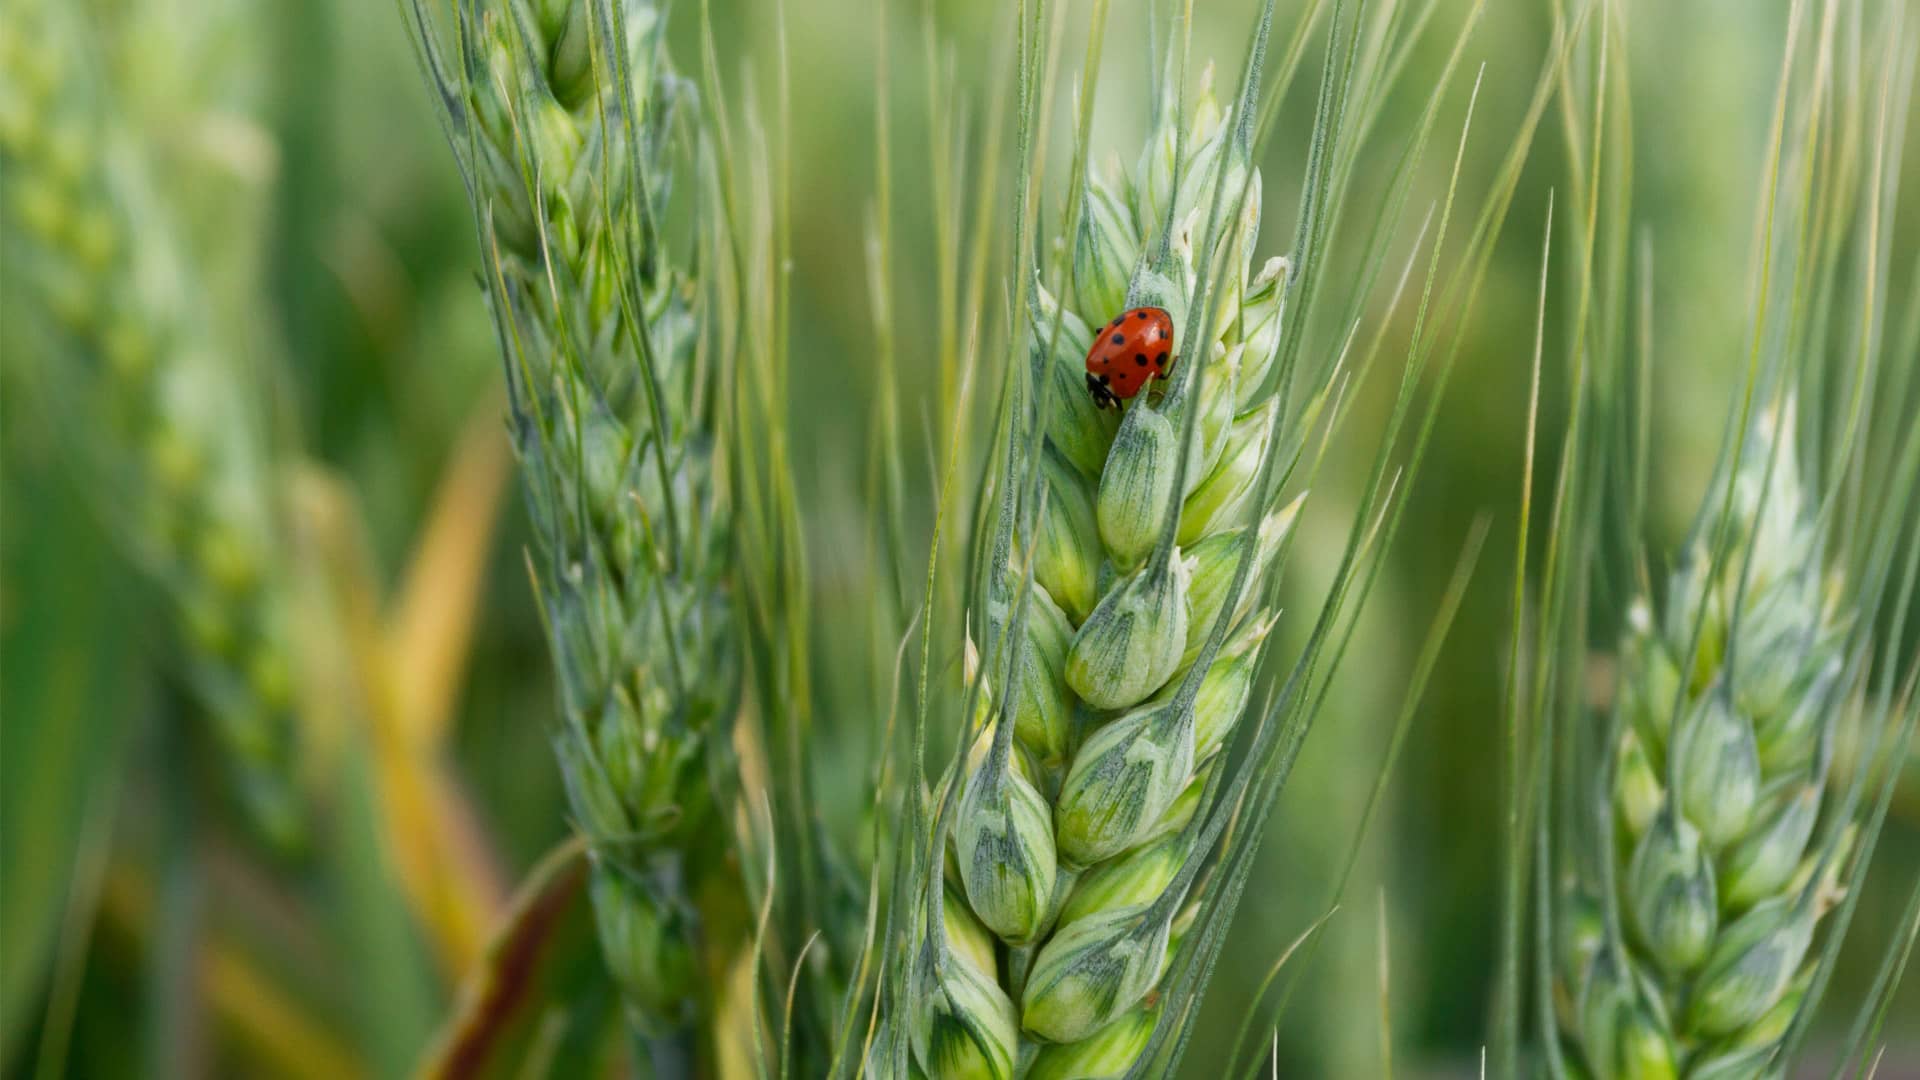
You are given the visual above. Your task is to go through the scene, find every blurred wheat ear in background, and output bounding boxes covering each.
[0,0,308,855]
[1489,1,1920,1077]
[9,0,1920,1075]
[1560,403,1886,1078]
[401,0,748,1060]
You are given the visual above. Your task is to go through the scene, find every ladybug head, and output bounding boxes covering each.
[1085,371,1121,410]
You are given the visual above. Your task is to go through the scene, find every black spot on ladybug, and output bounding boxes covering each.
[1134,311,1148,320]
[1110,333,1125,346]
[1152,327,1165,341]
[1111,316,1124,329]
[1135,354,1149,367]
[1155,351,1169,366]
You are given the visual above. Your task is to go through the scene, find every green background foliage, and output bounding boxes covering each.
[2,0,1915,1075]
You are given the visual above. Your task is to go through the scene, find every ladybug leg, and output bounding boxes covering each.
[1159,354,1177,381]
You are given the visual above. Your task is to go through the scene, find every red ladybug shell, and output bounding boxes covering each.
[1084,307,1174,409]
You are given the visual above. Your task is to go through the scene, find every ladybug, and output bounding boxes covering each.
[1083,306,1174,409]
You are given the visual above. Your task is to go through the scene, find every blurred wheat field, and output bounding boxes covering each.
[2,0,1917,1077]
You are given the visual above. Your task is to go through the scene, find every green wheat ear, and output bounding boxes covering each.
[855,0,1541,1066]
[1547,379,1920,1078]
[1498,3,1920,1077]
[403,0,737,1045]
[0,0,307,854]
[882,0,1429,1066]
[1561,404,1853,1077]
[896,14,1302,1067]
